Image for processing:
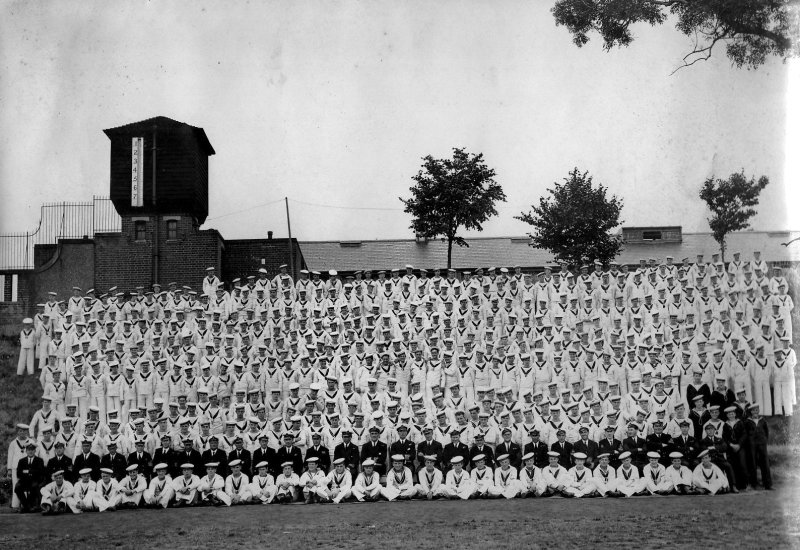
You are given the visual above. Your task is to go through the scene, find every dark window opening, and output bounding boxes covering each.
[134,220,147,241]
[642,230,662,241]
[167,219,178,240]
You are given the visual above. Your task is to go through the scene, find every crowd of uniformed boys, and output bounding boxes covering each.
[8,251,792,512]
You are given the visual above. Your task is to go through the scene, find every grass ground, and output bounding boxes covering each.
[0,487,797,550]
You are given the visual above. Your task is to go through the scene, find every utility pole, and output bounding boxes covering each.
[285,197,295,279]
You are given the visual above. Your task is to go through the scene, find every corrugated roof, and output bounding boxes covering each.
[299,230,800,271]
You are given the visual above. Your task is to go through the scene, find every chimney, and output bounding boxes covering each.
[268,231,273,240]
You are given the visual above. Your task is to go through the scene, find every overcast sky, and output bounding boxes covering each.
[1,0,797,242]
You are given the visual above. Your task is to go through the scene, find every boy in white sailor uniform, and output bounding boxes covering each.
[541,451,568,496]
[415,455,445,500]
[249,461,277,504]
[692,449,729,495]
[224,458,251,505]
[641,452,672,495]
[88,467,120,511]
[493,453,521,499]
[172,463,201,506]
[351,459,382,502]
[68,468,96,513]
[144,463,174,508]
[119,464,147,508]
[592,453,619,497]
[563,452,595,498]
[198,462,230,506]
[40,469,73,514]
[441,456,474,500]
[615,451,642,497]
[381,454,416,501]
[18,318,37,376]
[274,461,300,503]
[324,458,353,503]
[664,452,696,494]
[470,454,495,498]
[299,456,328,503]
[518,452,545,498]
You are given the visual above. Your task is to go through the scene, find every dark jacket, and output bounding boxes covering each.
[333,442,361,474]
[227,448,253,477]
[415,439,443,470]
[550,441,573,469]
[305,445,331,472]
[388,439,416,470]
[622,436,647,465]
[16,455,46,489]
[669,435,698,463]
[274,445,304,476]
[46,454,74,483]
[572,439,599,466]
[73,451,102,481]
[494,441,522,470]
[176,449,204,477]
[468,444,496,470]
[201,448,230,478]
[645,433,672,459]
[100,452,129,480]
[360,440,389,475]
[126,450,153,480]
[522,440,549,468]
[597,438,623,466]
[441,442,470,471]
[252,446,277,476]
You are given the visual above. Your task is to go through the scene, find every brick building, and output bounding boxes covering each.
[0,117,304,337]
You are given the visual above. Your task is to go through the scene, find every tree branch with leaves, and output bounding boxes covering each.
[552,0,799,70]
[400,148,506,269]
[699,170,769,261]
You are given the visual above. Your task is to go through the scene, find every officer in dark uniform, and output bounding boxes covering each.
[15,443,46,512]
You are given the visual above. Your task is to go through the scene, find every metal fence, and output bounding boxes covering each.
[0,196,121,269]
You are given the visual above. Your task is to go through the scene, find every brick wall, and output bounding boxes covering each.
[95,214,223,293]
[222,238,305,285]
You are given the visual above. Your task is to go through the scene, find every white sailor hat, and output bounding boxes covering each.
[126,464,139,472]
[619,451,632,460]
[362,459,376,467]
[79,467,93,475]
[572,452,587,460]
[547,451,560,458]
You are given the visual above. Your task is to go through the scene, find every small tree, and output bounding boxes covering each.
[699,171,769,261]
[516,168,624,268]
[401,148,506,268]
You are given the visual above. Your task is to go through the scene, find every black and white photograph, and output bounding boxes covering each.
[0,1,798,548]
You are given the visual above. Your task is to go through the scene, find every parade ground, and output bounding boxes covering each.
[1,484,798,549]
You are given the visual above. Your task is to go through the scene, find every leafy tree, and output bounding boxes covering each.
[551,0,798,70]
[401,148,506,268]
[699,170,769,261]
[516,168,624,268]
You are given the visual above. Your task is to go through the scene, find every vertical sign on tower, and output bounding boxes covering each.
[131,137,144,207]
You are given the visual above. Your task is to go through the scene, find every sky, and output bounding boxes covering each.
[0,0,797,242]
